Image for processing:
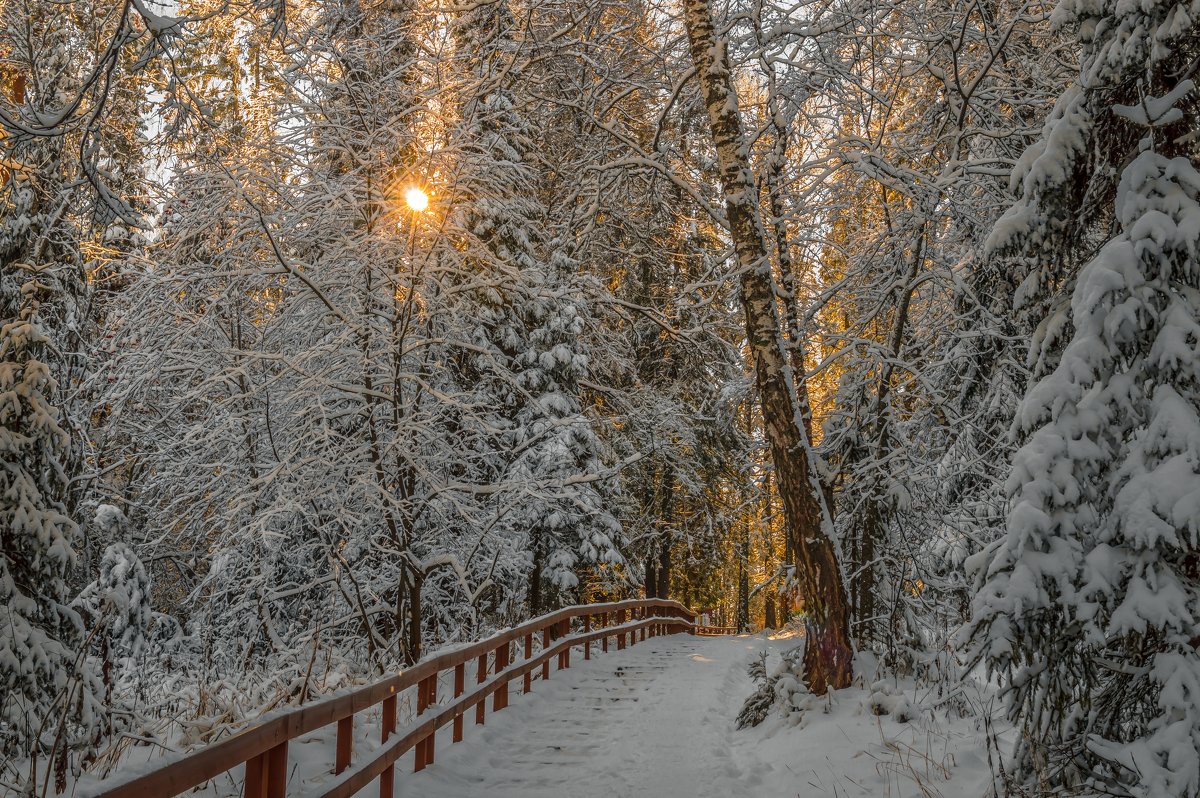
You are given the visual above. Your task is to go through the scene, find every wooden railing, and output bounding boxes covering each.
[86,599,722,798]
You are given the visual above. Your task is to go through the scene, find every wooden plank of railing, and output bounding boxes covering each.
[84,599,697,798]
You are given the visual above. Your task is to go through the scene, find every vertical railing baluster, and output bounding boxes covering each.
[380,691,397,798]
[244,753,264,798]
[245,742,288,798]
[476,653,487,724]
[523,632,533,693]
[266,743,287,798]
[559,619,570,669]
[415,677,429,772]
[335,715,353,775]
[426,675,438,766]
[494,641,509,711]
[453,663,465,743]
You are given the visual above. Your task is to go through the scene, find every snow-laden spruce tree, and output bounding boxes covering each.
[449,1,624,615]
[0,9,100,770]
[506,249,625,614]
[968,0,1200,790]
[0,218,91,765]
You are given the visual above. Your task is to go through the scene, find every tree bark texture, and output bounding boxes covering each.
[682,0,853,693]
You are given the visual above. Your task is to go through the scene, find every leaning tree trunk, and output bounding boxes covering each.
[682,0,853,694]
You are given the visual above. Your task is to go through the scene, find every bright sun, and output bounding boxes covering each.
[405,187,429,212]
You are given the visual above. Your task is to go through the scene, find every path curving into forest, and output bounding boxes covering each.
[396,634,773,798]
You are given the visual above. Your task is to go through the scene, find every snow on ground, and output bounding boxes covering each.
[396,632,1008,798]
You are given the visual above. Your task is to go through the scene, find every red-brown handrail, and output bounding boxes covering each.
[84,599,710,798]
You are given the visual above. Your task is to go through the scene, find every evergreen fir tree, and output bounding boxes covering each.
[0,6,99,768]
[449,1,624,615]
[969,0,1200,790]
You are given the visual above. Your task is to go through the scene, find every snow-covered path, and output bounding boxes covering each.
[390,630,1005,798]
[397,633,770,798]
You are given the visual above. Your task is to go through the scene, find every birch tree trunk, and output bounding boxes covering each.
[682,0,853,693]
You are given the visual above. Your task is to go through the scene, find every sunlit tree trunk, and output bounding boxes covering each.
[682,0,853,693]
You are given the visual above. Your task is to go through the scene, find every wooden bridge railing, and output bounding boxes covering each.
[85,599,729,798]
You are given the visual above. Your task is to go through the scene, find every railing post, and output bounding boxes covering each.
[336,715,353,775]
[583,614,591,660]
[426,675,438,766]
[244,741,287,798]
[494,641,510,711]
[381,692,397,798]
[523,632,533,693]
[542,627,551,681]
[415,675,436,772]
[414,678,426,772]
[453,663,465,743]
[244,753,263,798]
[476,653,487,725]
[617,609,625,650]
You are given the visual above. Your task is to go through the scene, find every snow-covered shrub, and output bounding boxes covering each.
[75,538,153,661]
